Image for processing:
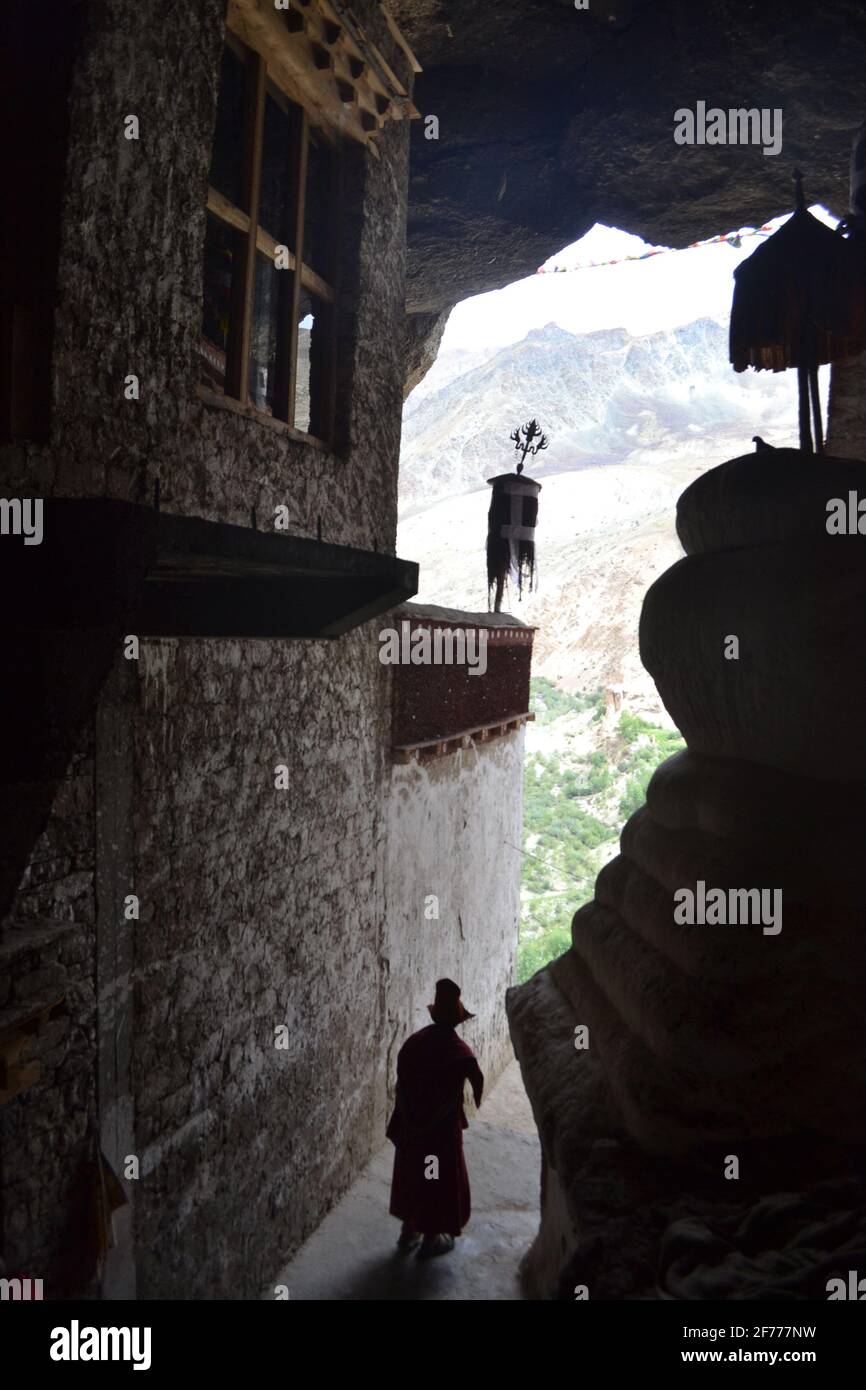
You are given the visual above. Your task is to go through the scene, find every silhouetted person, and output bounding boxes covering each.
[753,435,775,452]
[386,979,484,1258]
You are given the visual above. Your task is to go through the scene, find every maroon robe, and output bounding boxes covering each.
[386,1022,484,1237]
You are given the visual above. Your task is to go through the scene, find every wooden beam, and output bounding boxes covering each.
[229,0,376,146]
[392,713,532,762]
[310,41,333,71]
[0,496,419,642]
[319,0,419,118]
[207,185,251,237]
[300,263,335,304]
[251,210,337,302]
[285,107,309,427]
[380,2,423,73]
[254,221,294,269]
[134,575,392,639]
[225,49,266,405]
[354,25,408,97]
[198,385,330,448]
[319,1,403,93]
[307,148,340,442]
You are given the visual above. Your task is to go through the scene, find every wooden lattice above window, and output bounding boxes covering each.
[227,0,420,150]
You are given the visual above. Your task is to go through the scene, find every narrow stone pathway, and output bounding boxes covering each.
[274,1060,540,1300]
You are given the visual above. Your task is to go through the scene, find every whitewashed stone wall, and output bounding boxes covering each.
[381,732,524,1137]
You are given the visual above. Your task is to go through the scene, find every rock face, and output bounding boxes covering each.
[392,0,866,373]
[507,449,866,1298]
[403,307,450,400]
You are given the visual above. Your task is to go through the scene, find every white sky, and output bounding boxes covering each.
[440,208,838,352]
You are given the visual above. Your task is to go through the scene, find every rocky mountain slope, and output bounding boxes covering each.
[398,316,802,720]
[400,317,796,515]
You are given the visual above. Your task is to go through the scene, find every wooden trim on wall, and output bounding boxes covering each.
[393,714,535,765]
[285,106,309,428]
[204,18,346,444]
[380,2,422,74]
[226,48,266,403]
[206,205,335,303]
[207,185,251,236]
[197,383,331,450]
[315,149,341,441]
[227,0,419,148]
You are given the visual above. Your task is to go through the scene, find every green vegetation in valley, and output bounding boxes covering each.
[532,683,605,726]
[517,679,684,983]
[615,710,687,820]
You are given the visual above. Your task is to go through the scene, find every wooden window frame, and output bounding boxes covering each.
[201,31,340,446]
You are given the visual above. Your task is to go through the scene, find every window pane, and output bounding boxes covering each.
[249,253,285,416]
[208,44,247,208]
[303,133,334,280]
[294,286,332,437]
[259,88,297,244]
[200,215,243,394]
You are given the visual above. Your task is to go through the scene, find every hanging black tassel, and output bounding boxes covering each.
[729,169,866,454]
[486,470,541,612]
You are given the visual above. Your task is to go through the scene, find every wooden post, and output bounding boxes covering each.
[809,363,824,454]
[798,363,813,454]
[285,108,309,427]
[226,50,266,404]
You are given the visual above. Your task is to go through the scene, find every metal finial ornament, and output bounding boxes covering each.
[509,418,549,473]
[486,421,546,613]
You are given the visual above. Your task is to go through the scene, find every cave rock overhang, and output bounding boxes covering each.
[392,0,866,374]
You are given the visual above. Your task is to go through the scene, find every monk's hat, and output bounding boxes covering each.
[428,978,475,1026]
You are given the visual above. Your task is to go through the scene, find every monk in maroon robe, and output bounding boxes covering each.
[386,979,484,1258]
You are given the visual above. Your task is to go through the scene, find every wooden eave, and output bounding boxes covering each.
[227,0,421,152]
[393,713,536,765]
[1,499,419,640]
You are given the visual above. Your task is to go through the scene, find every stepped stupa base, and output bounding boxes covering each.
[508,448,866,1299]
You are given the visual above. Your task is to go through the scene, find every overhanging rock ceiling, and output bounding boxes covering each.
[392,0,866,321]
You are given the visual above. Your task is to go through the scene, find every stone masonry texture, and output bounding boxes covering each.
[0,0,522,1298]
